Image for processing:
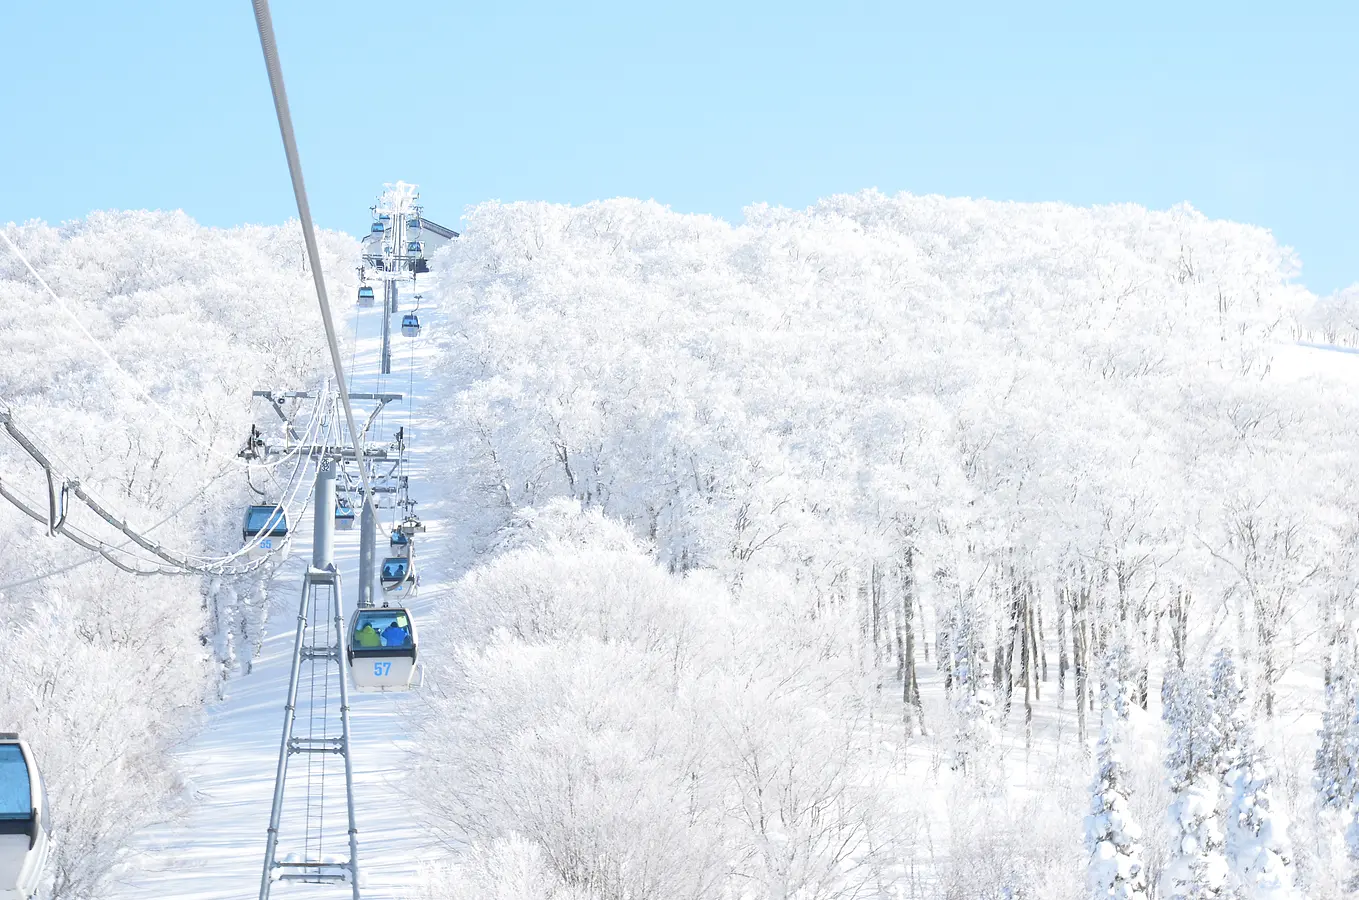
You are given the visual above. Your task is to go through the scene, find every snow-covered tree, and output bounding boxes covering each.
[1161,668,1230,899]
[1314,626,1359,890]
[1213,651,1298,899]
[413,191,1359,896]
[936,560,999,781]
[1087,650,1148,899]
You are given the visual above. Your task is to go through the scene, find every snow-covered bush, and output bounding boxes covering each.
[416,500,914,900]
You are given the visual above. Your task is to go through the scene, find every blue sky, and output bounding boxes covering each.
[2,1,1355,293]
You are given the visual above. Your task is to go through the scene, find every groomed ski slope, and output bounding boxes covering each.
[105,277,451,899]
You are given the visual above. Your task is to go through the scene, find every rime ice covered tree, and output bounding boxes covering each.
[1213,652,1297,899]
[937,569,998,781]
[1315,648,1359,887]
[1086,651,1148,899]
[1161,668,1230,900]
[419,192,1356,897]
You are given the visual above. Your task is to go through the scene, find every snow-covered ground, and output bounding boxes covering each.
[106,275,451,900]
[1272,339,1359,381]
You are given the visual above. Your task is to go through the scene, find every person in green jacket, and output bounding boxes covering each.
[355,622,381,648]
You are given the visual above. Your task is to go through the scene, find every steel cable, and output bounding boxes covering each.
[249,0,373,504]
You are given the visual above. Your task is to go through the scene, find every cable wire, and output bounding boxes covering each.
[0,387,326,576]
[250,0,373,505]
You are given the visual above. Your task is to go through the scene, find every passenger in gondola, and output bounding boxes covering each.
[355,622,381,647]
[381,620,409,647]
[382,561,402,580]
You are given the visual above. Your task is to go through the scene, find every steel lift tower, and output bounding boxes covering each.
[254,391,401,900]
[363,182,456,375]
[367,182,420,376]
[260,454,360,898]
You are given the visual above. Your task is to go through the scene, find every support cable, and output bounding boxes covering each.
[0,413,314,576]
[0,388,327,573]
[249,0,373,505]
[0,478,177,575]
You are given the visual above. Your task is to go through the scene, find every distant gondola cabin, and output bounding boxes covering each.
[242,505,288,556]
[335,498,356,531]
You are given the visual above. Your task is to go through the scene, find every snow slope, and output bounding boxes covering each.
[1271,340,1359,381]
[106,276,453,899]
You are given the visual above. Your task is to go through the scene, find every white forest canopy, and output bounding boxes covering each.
[414,190,1359,899]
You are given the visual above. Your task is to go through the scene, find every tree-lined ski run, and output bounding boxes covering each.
[7,190,1359,899]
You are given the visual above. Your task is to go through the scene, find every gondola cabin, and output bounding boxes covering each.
[378,213,391,222]
[242,505,289,557]
[335,498,356,531]
[0,734,51,900]
[357,285,376,307]
[406,216,421,233]
[389,528,410,557]
[369,222,384,234]
[401,314,420,338]
[347,608,418,692]
[379,556,416,593]
[405,240,423,256]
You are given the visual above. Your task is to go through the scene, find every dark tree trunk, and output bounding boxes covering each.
[1057,581,1069,706]
[1021,588,1034,747]
[1072,579,1089,747]
[1035,586,1048,683]
[899,550,923,734]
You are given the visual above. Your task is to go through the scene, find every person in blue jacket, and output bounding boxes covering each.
[381,620,409,647]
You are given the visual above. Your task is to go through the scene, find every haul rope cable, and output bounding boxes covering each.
[0,443,276,590]
[0,481,180,576]
[0,450,309,578]
[0,230,305,474]
[251,0,374,503]
[0,454,248,590]
[1,386,328,567]
[62,387,327,568]
[0,388,327,575]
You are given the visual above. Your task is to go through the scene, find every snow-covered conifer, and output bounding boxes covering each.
[1314,637,1359,887]
[1213,651,1298,899]
[941,596,998,780]
[1313,663,1352,812]
[1086,650,1148,899]
[1161,668,1230,900]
